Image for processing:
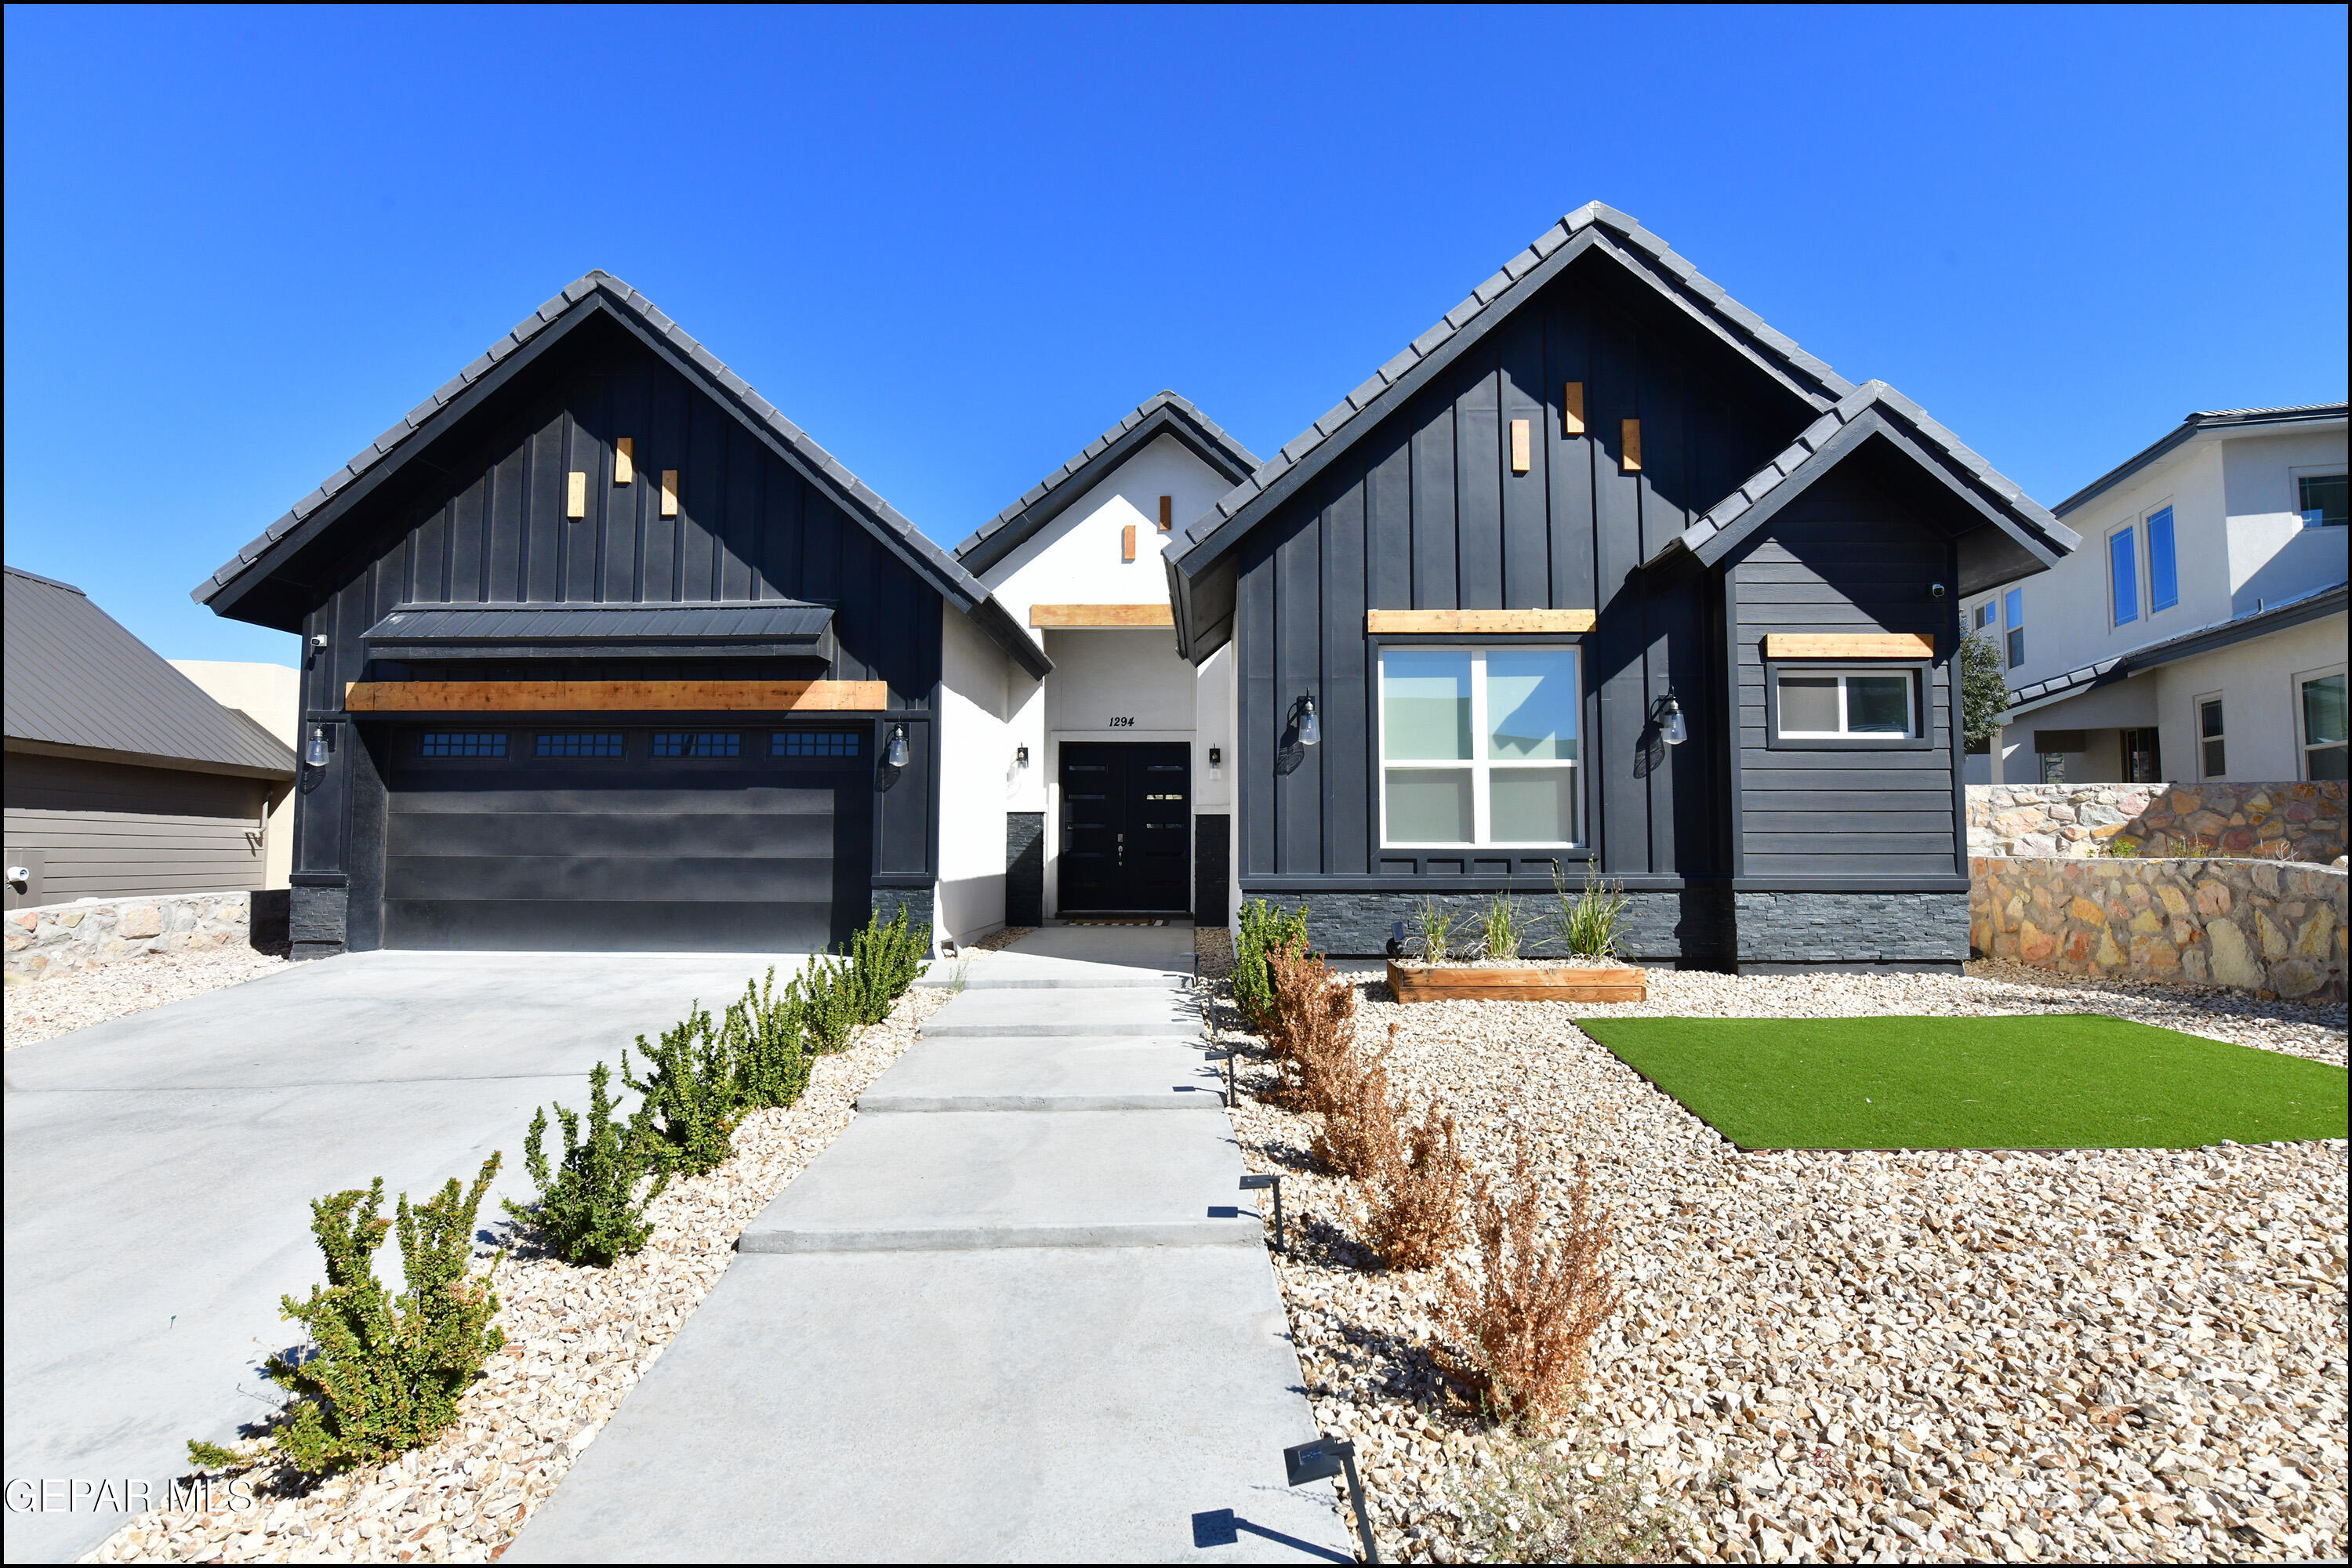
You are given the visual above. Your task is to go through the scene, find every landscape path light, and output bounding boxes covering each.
[1283,1434,1377,1563]
[1238,1172,1283,1251]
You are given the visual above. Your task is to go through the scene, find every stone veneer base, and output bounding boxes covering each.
[5,889,286,977]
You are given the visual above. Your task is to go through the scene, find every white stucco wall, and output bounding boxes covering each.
[935,605,1016,944]
[168,659,299,889]
[984,433,1230,633]
[2223,430,2351,614]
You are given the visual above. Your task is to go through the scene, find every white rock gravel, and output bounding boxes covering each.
[1203,946,2348,1564]
[5,946,289,1051]
[78,985,948,1565]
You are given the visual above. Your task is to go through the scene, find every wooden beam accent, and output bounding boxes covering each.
[660,470,680,517]
[1764,633,1935,659]
[1365,609,1596,634]
[1028,603,1175,629]
[614,437,634,485]
[1563,382,1585,435]
[343,680,887,713]
[1621,419,1642,473]
[566,471,588,518]
[1122,524,1137,562]
[1509,419,1531,474]
[1158,495,1173,531]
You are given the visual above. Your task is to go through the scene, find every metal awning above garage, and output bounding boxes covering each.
[362,601,836,660]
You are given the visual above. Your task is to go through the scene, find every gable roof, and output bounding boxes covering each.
[1649,379,2080,591]
[5,566,296,779]
[2049,402,2349,519]
[1169,202,1857,577]
[191,271,1050,679]
[955,392,1259,575]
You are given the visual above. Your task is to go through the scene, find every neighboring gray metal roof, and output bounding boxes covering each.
[362,601,835,659]
[2050,402,2349,518]
[1653,379,2081,571]
[190,270,1051,681]
[1998,582,2348,720]
[954,392,1260,575]
[5,566,297,779]
[1170,202,1858,575]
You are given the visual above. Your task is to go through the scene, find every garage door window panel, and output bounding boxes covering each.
[536,731,627,757]
[774,731,860,757]
[652,731,742,758]
[419,731,508,758]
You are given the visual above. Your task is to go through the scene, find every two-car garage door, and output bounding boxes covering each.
[383,724,871,952]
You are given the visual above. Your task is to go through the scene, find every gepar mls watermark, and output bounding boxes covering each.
[5,1475,255,1515]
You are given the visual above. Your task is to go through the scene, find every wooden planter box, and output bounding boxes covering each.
[1385,960,1646,1004]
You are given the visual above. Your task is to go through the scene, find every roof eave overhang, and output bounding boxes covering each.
[3,734,296,782]
[1171,227,1851,583]
[2052,408,2351,519]
[971,596,1054,680]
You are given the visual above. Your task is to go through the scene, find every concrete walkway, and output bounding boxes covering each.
[514,927,1348,1563]
[3,951,811,1566]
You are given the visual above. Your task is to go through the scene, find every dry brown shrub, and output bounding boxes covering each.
[1437,1132,1621,1425]
[1309,1033,1397,1177]
[1363,1100,1468,1270]
[1262,939,1358,1112]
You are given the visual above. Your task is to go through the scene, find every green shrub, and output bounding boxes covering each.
[1552,862,1630,960]
[624,1006,741,1176]
[199,1156,506,1475]
[784,956,862,1055]
[503,1062,670,1267]
[840,906,931,1025]
[1234,898,1311,1031]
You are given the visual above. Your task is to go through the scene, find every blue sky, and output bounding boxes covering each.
[5,5,2345,666]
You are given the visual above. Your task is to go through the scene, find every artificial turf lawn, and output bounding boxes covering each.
[1574,1013,2349,1151]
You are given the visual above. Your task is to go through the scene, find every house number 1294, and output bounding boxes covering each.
[1107,717,1135,728]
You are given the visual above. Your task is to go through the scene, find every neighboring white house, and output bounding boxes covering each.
[932,394,1258,946]
[1970,404,2347,786]
[168,660,302,888]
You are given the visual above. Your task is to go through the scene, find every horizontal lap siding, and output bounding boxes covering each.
[5,753,269,898]
[1237,263,1798,883]
[1730,475,1962,878]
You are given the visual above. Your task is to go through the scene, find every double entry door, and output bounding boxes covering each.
[1058,742,1190,913]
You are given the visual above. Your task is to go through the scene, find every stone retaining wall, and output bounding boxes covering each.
[1969,855,2346,1002]
[4,890,289,978]
[1967,782,2346,863]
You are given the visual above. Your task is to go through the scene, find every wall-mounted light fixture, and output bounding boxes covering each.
[885,724,911,769]
[1207,745,1222,767]
[1658,693,1688,747]
[1298,695,1320,747]
[1014,743,1029,767]
[304,727,331,768]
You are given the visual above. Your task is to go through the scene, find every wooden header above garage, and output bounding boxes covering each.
[1364,609,1596,634]
[1762,633,1934,659]
[1028,604,1176,628]
[344,680,888,713]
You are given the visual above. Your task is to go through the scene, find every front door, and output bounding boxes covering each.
[1058,742,1190,913]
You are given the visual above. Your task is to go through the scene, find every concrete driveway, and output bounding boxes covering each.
[3,949,797,1565]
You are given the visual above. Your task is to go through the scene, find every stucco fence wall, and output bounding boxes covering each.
[1967,781,2347,864]
[1969,855,2345,1004]
[4,890,289,979]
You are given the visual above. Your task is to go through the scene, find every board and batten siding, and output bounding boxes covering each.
[4,753,270,903]
[1236,263,1806,885]
[1727,470,1965,879]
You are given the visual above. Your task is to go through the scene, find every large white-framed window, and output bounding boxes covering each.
[2108,524,2140,627]
[2297,667,2347,781]
[1378,646,1580,848]
[1772,669,1919,739]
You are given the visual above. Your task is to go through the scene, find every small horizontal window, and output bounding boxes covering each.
[418,731,507,757]
[2299,472,2347,529]
[1774,671,1918,740]
[535,731,626,757]
[652,731,741,757]
[772,731,859,757]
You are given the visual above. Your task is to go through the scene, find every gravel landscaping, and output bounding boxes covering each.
[1203,942,2349,1563]
[5,946,288,1050]
[78,984,948,1565]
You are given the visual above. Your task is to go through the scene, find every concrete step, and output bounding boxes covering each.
[917,924,1196,991]
[918,985,1200,1038]
[857,1036,1221,1113]
[503,1247,1348,1563]
[735,1109,1259,1254]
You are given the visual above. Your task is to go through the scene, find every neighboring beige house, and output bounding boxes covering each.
[169,660,301,888]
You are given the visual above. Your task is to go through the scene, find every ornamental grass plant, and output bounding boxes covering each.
[1552,862,1631,961]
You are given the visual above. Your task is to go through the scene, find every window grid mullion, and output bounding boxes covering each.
[1470,649,1490,846]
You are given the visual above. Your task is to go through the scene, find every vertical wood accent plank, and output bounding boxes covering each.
[566,471,588,519]
[613,436,634,485]
[660,470,680,518]
[1122,524,1137,561]
[1158,495,1173,531]
[1563,381,1586,434]
[1509,418,1531,474]
[1621,418,1643,473]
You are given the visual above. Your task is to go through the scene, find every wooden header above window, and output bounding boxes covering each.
[345,680,887,713]
[1764,633,1934,659]
[1366,609,1595,635]
[1028,603,1174,629]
